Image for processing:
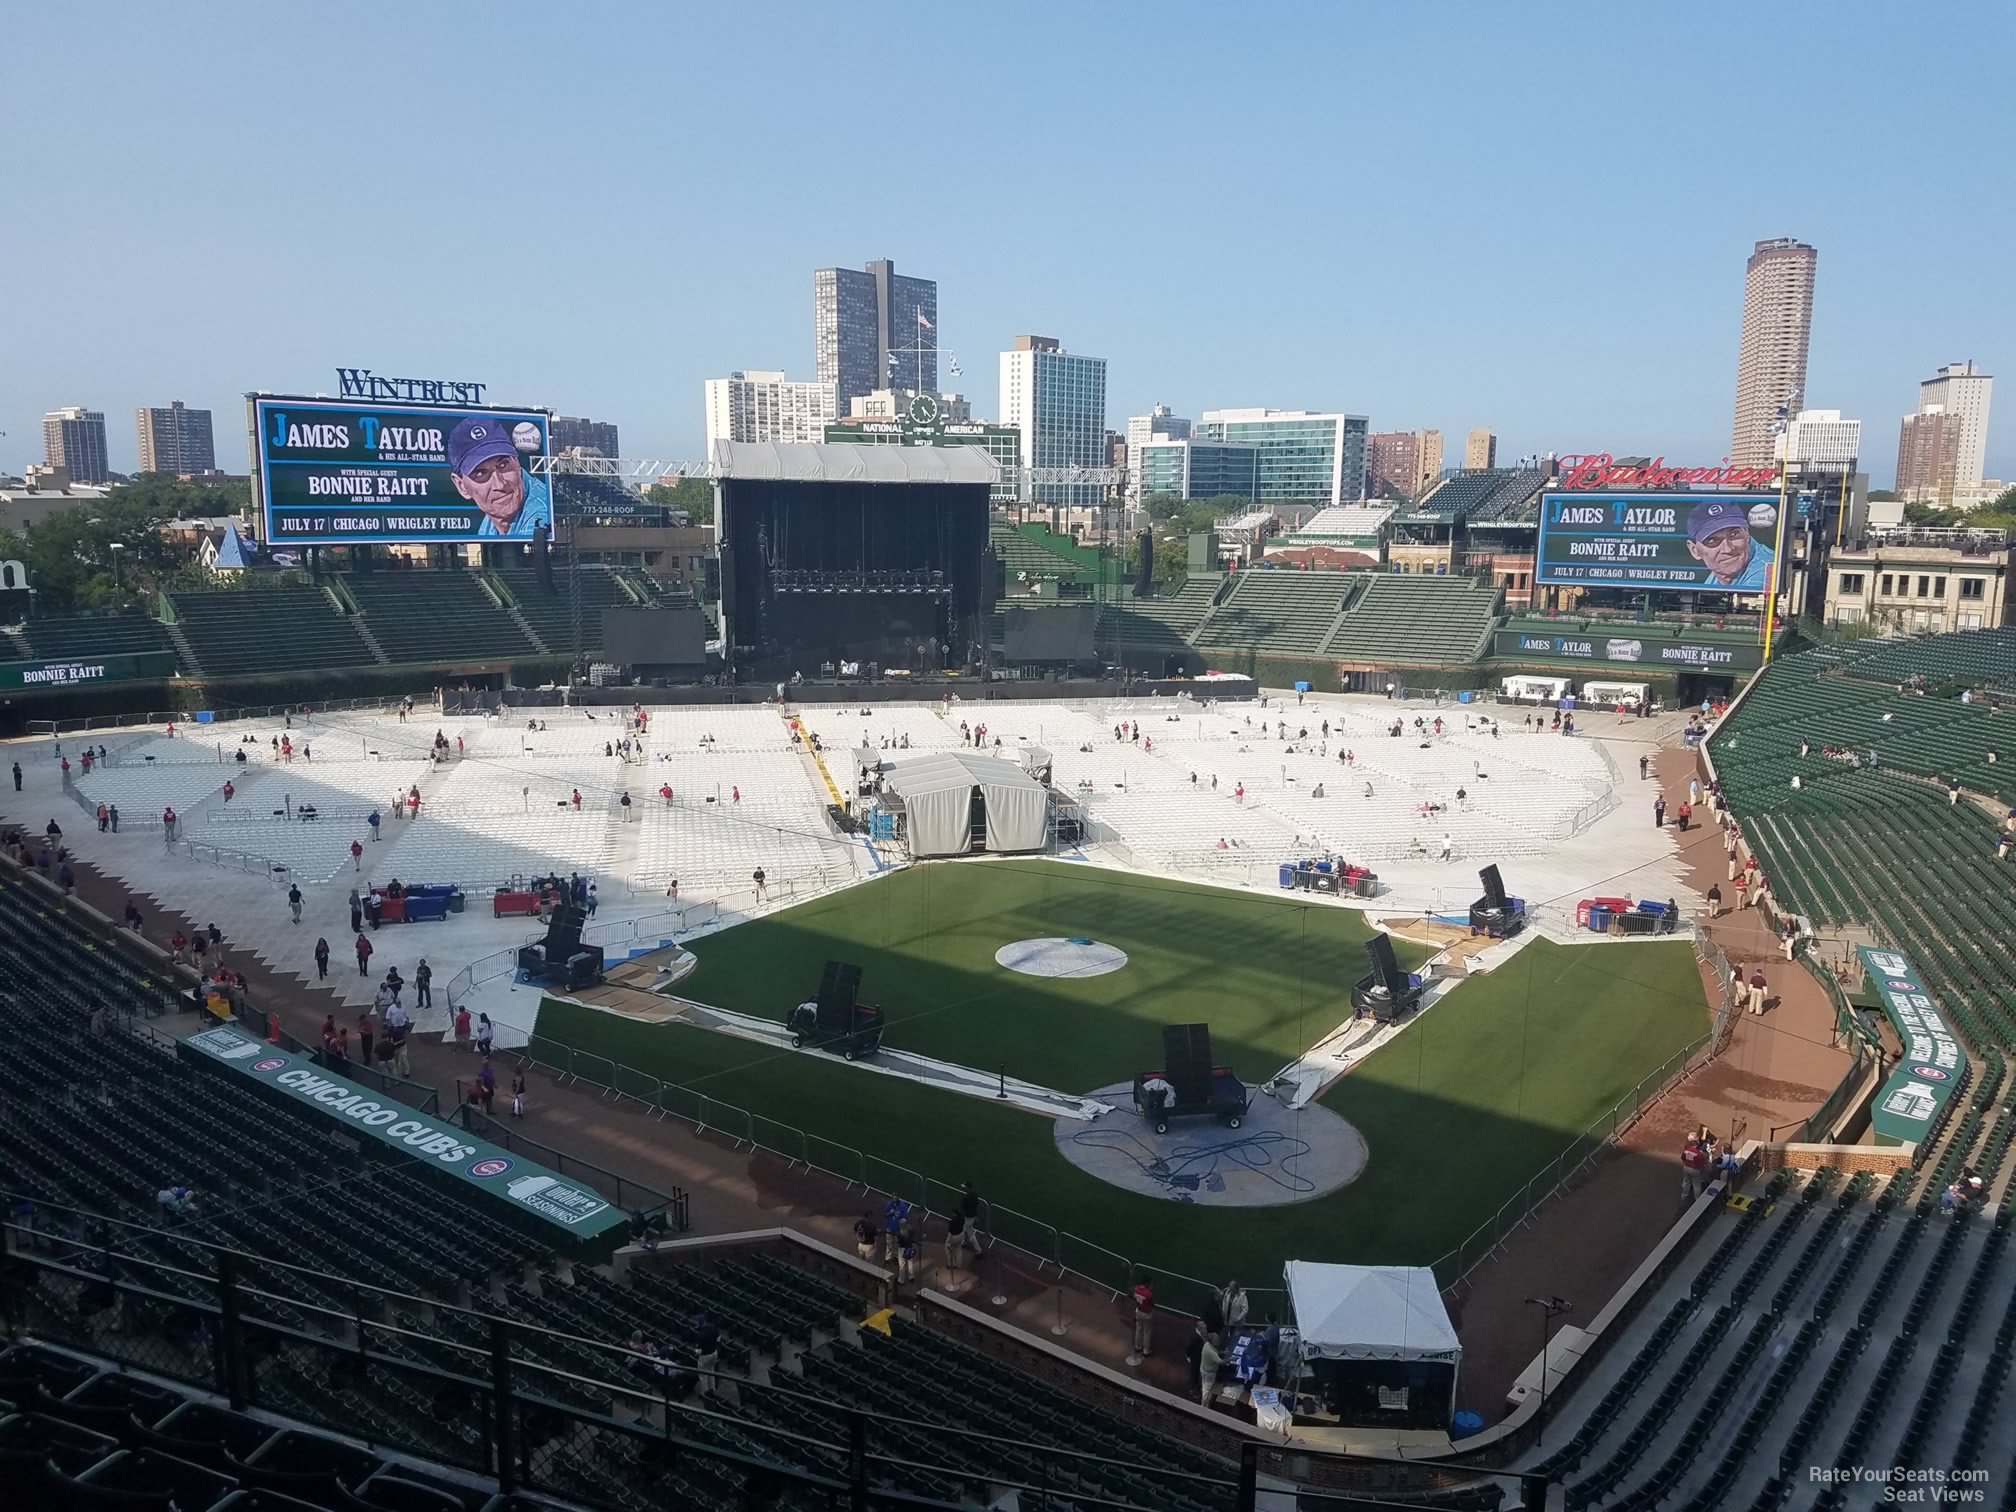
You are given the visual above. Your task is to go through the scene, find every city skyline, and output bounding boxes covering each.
[3,5,2011,487]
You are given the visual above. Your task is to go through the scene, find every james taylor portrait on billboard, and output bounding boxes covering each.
[1544,495,1777,591]
[261,401,551,541]
[446,416,551,538]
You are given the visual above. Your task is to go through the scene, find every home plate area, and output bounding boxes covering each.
[1055,1082,1367,1206]
[994,937,1129,978]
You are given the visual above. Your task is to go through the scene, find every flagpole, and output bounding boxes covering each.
[1762,455,1790,663]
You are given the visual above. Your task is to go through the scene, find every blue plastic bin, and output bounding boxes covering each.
[1279,864,1297,890]
[1588,906,1613,933]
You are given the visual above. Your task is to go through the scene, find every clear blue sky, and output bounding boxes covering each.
[5,2,2011,486]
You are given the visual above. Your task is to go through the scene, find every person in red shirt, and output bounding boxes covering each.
[1680,1139,1707,1201]
[222,780,235,803]
[354,932,373,977]
[571,789,582,810]
[454,1006,472,1052]
[1131,1274,1156,1358]
[351,839,364,872]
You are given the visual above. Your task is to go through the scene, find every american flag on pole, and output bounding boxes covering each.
[916,311,933,329]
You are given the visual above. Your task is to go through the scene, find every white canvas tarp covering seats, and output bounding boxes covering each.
[1283,1261,1461,1364]
[881,753,1048,857]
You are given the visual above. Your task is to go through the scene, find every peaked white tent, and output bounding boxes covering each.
[1282,1261,1461,1428]
[1284,1262,1461,1362]
[880,752,1048,858]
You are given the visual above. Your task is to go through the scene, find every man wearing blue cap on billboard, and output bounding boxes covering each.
[448,416,550,538]
[1685,498,1774,591]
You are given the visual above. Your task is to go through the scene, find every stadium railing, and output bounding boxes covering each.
[449,1101,687,1231]
[175,835,308,885]
[27,693,409,737]
[1429,1031,1715,1294]
[3,1201,1293,1512]
[492,1015,1287,1326]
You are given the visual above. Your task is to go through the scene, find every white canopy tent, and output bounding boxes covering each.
[880,752,1048,858]
[1282,1261,1461,1428]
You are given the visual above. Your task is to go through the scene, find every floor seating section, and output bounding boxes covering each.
[346,572,537,664]
[19,613,177,662]
[0,883,1285,1512]
[1192,571,1362,656]
[1323,575,1503,665]
[492,566,639,657]
[169,585,379,678]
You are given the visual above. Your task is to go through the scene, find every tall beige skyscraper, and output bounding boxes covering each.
[1416,429,1443,492]
[1915,361,1993,492]
[1463,429,1496,470]
[1730,237,1818,469]
[136,400,216,475]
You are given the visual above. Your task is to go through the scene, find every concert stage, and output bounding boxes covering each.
[714,441,994,684]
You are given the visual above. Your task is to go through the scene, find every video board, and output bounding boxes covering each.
[1535,491,1781,592]
[255,397,552,546]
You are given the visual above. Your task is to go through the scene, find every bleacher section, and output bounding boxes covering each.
[1192,571,1362,656]
[346,570,538,663]
[169,583,379,678]
[990,522,1099,586]
[493,565,637,656]
[1098,577,1223,653]
[1401,470,1548,523]
[0,879,1246,1512]
[1324,575,1502,665]
[550,471,653,521]
[1846,627,2016,694]
[1525,1126,2016,1511]
[1711,640,2015,1089]
[1712,645,2013,808]
[18,612,176,662]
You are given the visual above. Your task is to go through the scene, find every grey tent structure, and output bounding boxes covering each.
[880,752,1049,858]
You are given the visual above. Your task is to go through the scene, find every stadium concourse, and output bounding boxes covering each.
[15,691,1694,1053]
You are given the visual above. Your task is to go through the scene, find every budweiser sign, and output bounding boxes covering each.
[1557,453,1779,491]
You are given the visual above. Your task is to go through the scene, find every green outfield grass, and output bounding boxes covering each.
[533,861,1709,1304]
[671,859,1423,1090]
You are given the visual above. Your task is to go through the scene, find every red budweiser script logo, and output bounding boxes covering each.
[1557,454,1779,491]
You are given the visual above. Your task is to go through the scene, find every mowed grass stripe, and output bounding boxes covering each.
[679,859,1423,1091]
[534,866,1708,1290]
